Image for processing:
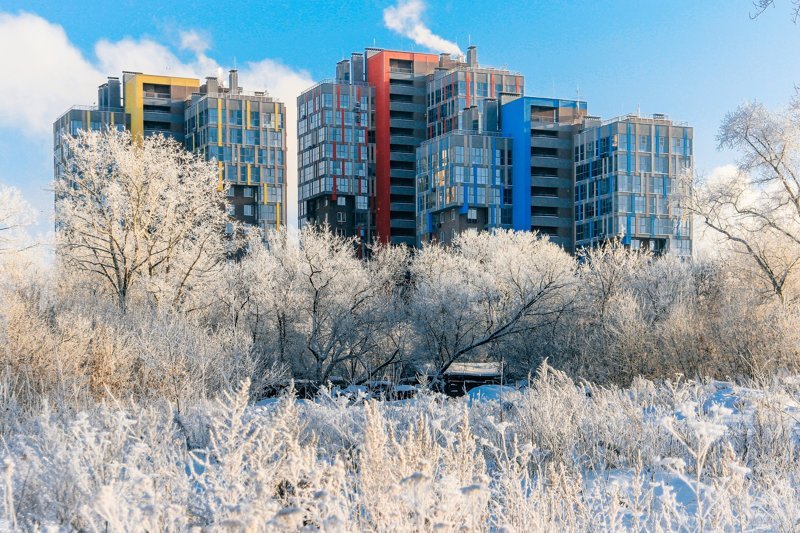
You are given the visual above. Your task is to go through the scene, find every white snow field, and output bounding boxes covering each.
[0,366,797,531]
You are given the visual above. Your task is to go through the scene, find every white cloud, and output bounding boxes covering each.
[0,12,103,136]
[179,29,210,56]
[0,11,314,227]
[383,0,462,56]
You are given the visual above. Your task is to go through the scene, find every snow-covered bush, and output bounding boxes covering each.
[0,366,797,530]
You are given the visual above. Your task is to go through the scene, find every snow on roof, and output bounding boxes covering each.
[444,362,501,377]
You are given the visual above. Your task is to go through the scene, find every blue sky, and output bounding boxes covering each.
[1,0,798,232]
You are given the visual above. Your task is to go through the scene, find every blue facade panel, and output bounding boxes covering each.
[500,97,532,231]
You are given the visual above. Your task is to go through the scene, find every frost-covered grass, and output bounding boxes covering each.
[0,365,798,531]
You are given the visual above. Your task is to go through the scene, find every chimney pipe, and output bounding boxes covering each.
[228,69,239,95]
[467,45,477,67]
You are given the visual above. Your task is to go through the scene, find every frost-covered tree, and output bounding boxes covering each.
[750,0,800,22]
[232,226,410,383]
[0,184,36,255]
[55,130,234,311]
[409,230,576,380]
[689,98,800,304]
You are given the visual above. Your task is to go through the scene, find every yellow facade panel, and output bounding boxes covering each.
[217,98,222,146]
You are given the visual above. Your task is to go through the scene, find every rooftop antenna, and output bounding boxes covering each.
[576,82,581,101]
[637,103,641,117]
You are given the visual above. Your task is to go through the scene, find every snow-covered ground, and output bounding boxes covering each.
[0,367,798,530]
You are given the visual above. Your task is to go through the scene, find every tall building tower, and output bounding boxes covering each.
[425,45,523,139]
[573,113,693,257]
[416,124,513,245]
[53,77,126,187]
[54,70,287,233]
[501,96,588,253]
[297,54,374,242]
[416,47,523,245]
[121,72,199,142]
[366,49,440,246]
[185,70,287,233]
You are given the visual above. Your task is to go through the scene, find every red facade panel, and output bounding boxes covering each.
[367,50,438,244]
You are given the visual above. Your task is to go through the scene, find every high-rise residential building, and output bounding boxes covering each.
[54,70,288,233]
[297,44,693,257]
[573,114,693,257]
[366,49,440,246]
[425,46,523,139]
[185,70,287,233]
[416,104,513,245]
[501,96,588,253]
[297,54,374,242]
[53,77,126,188]
[121,72,199,142]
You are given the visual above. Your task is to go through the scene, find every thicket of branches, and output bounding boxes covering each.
[0,95,798,530]
[0,366,797,530]
[1,112,799,412]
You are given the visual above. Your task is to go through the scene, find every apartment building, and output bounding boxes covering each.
[121,72,199,142]
[574,114,693,257]
[365,48,440,246]
[185,70,287,233]
[501,96,587,253]
[298,45,693,257]
[297,54,374,242]
[425,46,523,139]
[54,70,288,232]
[416,105,513,245]
[53,77,126,188]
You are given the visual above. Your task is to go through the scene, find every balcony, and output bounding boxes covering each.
[390,202,416,213]
[531,136,570,150]
[390,185,416,196]
[531,176,571,189]
[390,218,417,229]
[389,151,415,163]
[389,84,418,96]
[531,196,571,208]
[531,215,571,228]
[530,156,571,168]
[390,118,421,129]
[389,101,425,114]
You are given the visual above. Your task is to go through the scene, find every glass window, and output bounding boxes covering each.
[244,205,253,216]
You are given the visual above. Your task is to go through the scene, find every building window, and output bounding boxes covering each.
[337,212,346,223]
[226,187,234,197]
[244,205,254,217]
[337,196,346,206]
[227,205,236,216]
[244,187,253,197]
[467,208,477,222]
